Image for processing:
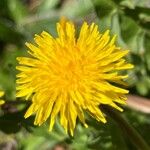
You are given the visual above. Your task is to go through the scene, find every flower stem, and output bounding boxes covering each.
[102,105,150,150]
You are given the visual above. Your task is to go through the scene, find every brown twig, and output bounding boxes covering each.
[127,95,150,114]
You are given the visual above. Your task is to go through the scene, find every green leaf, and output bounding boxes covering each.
[61,0,95,18]
[7,0,28,24]
[136,80,149,96]
[132,0,150,8]
[0,0,9,18]
[23,18,57,37]
[94,0,116,18]
[120,0,135,9]
[0,21,24,43]
[71,124,91,150]
[20,120,68,150]
[111,13,127,47]
[120,15,145,54]
[145,33,150,71]
[124,7,150,30]
[37,0,59,13]
[0,47,26,100]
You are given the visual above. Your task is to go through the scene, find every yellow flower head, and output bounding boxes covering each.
[0,91,5,105]
[16,18,133,136]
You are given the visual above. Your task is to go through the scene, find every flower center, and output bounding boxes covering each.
[48,47,98,91]
[59,59,84,90]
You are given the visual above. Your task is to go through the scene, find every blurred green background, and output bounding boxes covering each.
[0,0,150,149]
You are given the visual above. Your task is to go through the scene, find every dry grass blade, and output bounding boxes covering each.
[127,95,150,113]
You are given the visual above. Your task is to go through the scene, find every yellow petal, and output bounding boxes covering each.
[0,91,4,97]
[0,100,5,105]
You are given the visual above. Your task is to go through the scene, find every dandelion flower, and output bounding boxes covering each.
[16,18,133,135]
[0,91,5,105]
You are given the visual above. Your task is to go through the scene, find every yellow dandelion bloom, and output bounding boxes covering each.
[0,91,5,105]
[16,18,133,136]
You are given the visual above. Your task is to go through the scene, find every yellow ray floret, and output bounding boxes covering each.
[16,18,133,136]
[0,91,5,105]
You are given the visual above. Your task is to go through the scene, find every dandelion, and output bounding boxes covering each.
[0,91,5,105]
[16,18,133,136]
